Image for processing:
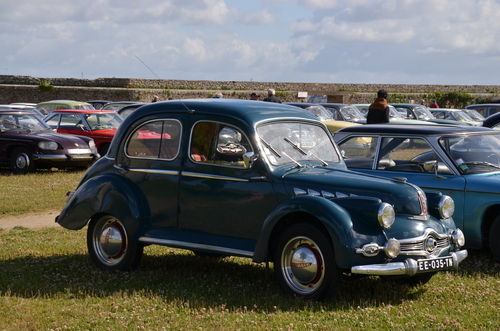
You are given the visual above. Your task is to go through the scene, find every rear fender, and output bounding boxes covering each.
[57,174,149,237]
[253,195,355,268]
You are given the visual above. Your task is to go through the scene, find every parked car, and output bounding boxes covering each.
[465,104,500,118]
[429,108,481,126]
[56,99,466,300]
[319,103,367,123]
[44,109,123,155]
[285,103,361,133]
[86,100,111,110]
[352,104,438,125]
[483,112,500,131]
[117,103,145,118]
[390,103,472,126]
[0,109,99,173]
[36,100,94,116]
[101,101,140,112]
[0,104,45,118]
[335,124,500,263]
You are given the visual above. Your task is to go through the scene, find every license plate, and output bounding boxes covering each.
[417,256,453,272]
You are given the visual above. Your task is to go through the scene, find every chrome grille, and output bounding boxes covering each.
[398,229,451,258]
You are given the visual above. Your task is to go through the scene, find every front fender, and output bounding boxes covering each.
[253,195,355,267]
[57,174,149,236]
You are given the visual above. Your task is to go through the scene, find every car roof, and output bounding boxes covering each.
[337,124,495,135]
[125,99,319,125]
[466,104,500,108]
[50,109,117,114]
[429,108,464,112]
[37,100,91,105]
[0,109,39,115]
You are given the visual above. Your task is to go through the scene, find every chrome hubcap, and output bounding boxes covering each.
[93,218,127,266]
[281,236,324,295]
[15,153,29,169]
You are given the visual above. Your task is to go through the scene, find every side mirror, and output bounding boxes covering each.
[242,152,258,168]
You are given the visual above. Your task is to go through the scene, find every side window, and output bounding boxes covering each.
[339,136,378,169]
[126,120,181,160]
[378,137,452,174]
[45,115,60,128]
[190,121,250,168]
[59,114,81,129]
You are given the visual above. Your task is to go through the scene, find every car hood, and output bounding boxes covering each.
[281,166,422,215]
[31,131,90,148]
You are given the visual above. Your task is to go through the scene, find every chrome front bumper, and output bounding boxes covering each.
[351,250,468,277]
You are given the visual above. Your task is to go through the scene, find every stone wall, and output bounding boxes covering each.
[0,74,498,105]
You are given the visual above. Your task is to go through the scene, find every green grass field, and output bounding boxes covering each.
[0,170,499,330]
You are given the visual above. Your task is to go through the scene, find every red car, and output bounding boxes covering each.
[44,110,123,155]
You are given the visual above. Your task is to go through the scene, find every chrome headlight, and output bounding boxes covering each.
[384,238,400,258]
[439,195,455,219]
[451,228,465,248]
[38,141,58,150]
[378,203,395,228]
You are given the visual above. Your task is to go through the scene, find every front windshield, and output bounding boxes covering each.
[304,106,335,121]
[257,121,340,167]
[463,109,485,121]
[440,133,500,174]
[413,106,435,120]
[452,110,474,122]
[0,113,51,132]
[339,106,365,121]
[389,106,404,119]
[83,113,123,130]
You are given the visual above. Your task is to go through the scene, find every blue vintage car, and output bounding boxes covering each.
[56,100,466,300]
[335,124,500,263]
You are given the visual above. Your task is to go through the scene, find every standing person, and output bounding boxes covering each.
[366,89,390,124]
[263,89,281,103]
[213,92,223,98]
[152,95,159,102]
[429,99,439,108]
[250,92,260,100]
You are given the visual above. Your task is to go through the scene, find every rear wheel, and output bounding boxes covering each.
[274,223,341,301]
[87,215,143,271]
[10,147,36,174]
[489,216,500,263]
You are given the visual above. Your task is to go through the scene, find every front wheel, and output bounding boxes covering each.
[274,223,341,301]
[87,215,143,271]
[10,147,36,174]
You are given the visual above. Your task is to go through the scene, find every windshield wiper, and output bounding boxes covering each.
[260,137,281,158]
[282,152,302,168]
[283,137,307,155]
[284,137,328,166]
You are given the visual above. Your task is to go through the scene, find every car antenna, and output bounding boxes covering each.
[134,55,161,80]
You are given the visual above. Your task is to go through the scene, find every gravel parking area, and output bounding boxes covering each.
[0,211,60,230]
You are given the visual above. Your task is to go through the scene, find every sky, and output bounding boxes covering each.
[1,0,499,85]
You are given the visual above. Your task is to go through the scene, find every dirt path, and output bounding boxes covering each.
[0,211,61,230]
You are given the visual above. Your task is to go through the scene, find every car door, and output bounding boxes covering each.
[340,135,467,228]
[178,118,277,253]
[115,117,184,230]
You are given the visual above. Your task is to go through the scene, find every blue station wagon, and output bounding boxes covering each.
[57,100,467,300]
[335,124,500,263]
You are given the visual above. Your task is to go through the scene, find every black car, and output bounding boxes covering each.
[466,104,500,118]
[0,109,99,173]
[483,112,500,130]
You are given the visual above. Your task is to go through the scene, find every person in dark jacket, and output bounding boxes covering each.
[366,89,390,124]
[263,89,282,103]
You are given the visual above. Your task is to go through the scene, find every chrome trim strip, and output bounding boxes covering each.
[182,171,249,182]
[351,250,467,276]
[138,237,254,258]
[113,164,179,176]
